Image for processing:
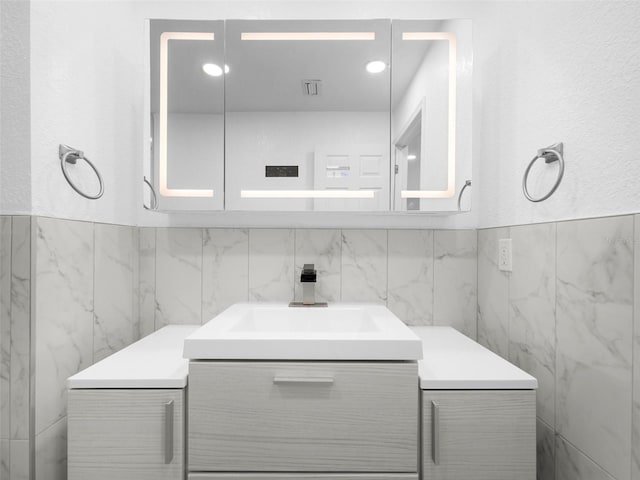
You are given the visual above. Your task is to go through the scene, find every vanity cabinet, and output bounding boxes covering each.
[188,475,418,480]
[188,361,419,474]
[421,388,535,479]
[68,389,185,480]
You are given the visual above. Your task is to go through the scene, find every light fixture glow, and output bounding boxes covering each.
[241,32,375,41]
[202,63,223,77]
[241,190,376,199]
[202,63,230,77]
[407,154,417,160]
[366,60,387,74]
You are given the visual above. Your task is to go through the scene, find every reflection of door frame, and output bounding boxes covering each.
[393,98,425,210]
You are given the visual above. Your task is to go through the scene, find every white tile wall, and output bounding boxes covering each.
[634,214,640,478]
[0,218,11,444]
[341,229,387,303]
[387,230,433,326]
[433,230,477,338]
[25,214,640,480]
[202,228,249,320]
[9,218,30,441]
[509,223,556,428]
[556,216,633,480]
[479,214,638,480]
[93,224,136,362]
[477,227,510,357]
[248,229,294,302]
[155,228,202,326]
[138,227,155,336]
[34,217,94,435]
[555,435,615,480]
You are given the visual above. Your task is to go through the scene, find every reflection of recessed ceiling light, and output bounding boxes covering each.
[408,154,417,160]
[366,60,387,74]
[202,63,229,77]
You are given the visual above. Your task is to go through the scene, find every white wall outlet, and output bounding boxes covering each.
[498,238,512,272]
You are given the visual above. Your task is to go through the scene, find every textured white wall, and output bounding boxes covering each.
[472,1,640,228]
[1,0,31,215]
[26,0,640,227]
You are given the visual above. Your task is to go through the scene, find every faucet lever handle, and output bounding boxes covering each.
[301,264,317,283]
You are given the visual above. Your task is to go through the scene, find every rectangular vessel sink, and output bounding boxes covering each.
[183,302,422,360]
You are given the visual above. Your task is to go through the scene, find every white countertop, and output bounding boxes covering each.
[68,325,200,389]
[411,326,538,390]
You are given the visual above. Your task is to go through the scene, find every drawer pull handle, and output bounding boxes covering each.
[164,400,174,464]
[273,376,335,385]
[432,400,440,465]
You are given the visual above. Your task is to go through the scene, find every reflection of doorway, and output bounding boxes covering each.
[394,104,422,211]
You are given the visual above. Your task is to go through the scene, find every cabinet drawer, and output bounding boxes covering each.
[422,390,535,480]
[189,361,418,472]
[68,389,184,480]
[189,475,418,480]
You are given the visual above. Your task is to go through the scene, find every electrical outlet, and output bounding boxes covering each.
[498,238,512,272]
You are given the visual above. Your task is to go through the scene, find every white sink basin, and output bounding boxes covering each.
[183,302,422,360]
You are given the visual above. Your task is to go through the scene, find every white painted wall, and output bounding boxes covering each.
[473,1,640,228]
[25,0,640,228]
[1,0,31,215]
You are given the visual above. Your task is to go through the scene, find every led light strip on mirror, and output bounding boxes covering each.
[240,32,376,41]
[159,31,215,198]
[240,190,376,199]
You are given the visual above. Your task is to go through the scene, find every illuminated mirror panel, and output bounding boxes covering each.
[225,20,391,212]
[145,19,472,213]
[391,20,472,212]
[148,20,224,210]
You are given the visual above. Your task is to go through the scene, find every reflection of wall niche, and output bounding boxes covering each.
[146,18,472,213]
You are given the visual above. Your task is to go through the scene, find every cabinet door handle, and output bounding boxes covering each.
[432,400,440,465]
[164,400,174,464]
[273,376,335,385]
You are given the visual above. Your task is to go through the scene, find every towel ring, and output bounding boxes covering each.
[522,142,564,203]
[143,176,158,210]
[59,144,104,200]
[457,179,471,211]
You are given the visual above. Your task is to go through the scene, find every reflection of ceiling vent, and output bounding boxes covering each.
[302,79,321,96]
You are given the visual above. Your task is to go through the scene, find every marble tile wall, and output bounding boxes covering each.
[0,217,11,480]
[0,217,31,480]
[32,217,138,480]
[142,228,478,337]
[478,214,638,480]
[7,214,639,480]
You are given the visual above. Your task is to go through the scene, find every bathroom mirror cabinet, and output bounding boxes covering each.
[146,19,472,213]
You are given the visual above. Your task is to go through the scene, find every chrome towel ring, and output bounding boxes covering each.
[59,144,104,200]
[522,142,564,203]
[457,179,471,211]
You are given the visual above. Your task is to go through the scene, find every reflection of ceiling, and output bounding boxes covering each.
[225,19,390,112]
[151,19,440,115]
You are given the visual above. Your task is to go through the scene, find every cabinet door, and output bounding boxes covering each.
[189,475,418,480]
[189,361,418,472]
[68,389,184,480]
[422,390,535,480]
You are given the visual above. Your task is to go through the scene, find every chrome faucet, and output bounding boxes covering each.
[300,264,317,305]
